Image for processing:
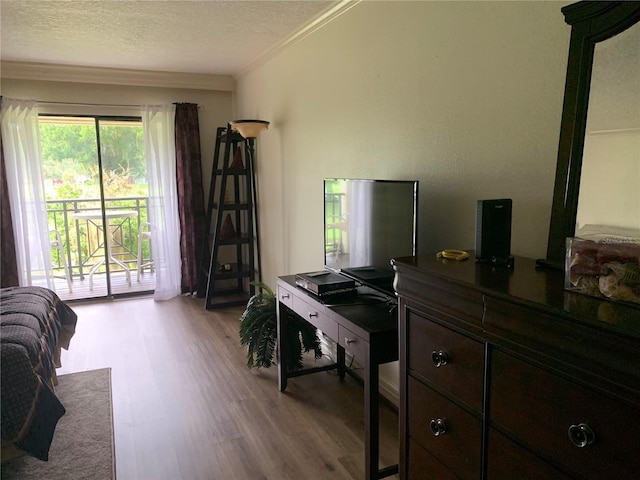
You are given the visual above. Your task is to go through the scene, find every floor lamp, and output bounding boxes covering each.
[229,119,269,285]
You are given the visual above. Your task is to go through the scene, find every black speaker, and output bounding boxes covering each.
[476,199,512,264]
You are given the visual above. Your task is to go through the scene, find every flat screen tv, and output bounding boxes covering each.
[324,178,418,296]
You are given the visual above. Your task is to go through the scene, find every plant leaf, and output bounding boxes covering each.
[238,287,323,370]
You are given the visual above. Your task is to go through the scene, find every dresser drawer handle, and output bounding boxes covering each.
[308,312,318,318]
[431,350,449,367]
[429,418,447,436]
[345,337,356,345]
[568,423,596,448]
[281,293,290,299]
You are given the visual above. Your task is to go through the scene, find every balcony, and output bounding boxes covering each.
[44,196,155,302]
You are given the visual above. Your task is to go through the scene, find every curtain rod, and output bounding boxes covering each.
[37,100,141,108]
[36,101,200,109]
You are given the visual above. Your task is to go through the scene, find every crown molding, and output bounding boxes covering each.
[1,1,359,88]
[236,0,361,78]
[0,61,235,91]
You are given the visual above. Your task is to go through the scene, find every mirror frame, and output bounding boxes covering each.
[540,1,640,269]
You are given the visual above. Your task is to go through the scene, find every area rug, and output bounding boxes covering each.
[1,368,115,480]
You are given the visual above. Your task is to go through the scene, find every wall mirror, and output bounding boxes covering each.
[541,1,640,269]
[577,24,639,233]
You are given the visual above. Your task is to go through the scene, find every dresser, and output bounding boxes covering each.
[392,254,640,479]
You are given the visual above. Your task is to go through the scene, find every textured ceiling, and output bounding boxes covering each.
[1,0,335,76]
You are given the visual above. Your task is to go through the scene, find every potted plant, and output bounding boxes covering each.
[240,282,322,370]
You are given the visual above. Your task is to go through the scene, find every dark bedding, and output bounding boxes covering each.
[1,286,77,461]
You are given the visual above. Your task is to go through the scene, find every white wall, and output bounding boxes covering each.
[578,131,640,231]
[234,0,570,402]
[235,1,570,282]
[1,78,233,202]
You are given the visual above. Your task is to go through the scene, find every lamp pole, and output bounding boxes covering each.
[229,120,269,287]
[245,137,261,284]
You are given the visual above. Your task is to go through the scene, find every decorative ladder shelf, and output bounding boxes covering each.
[198,124,259,309]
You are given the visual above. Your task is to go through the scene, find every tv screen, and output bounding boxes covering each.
[324,178,418,295]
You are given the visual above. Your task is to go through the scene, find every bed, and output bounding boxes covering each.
[1,286,77,461]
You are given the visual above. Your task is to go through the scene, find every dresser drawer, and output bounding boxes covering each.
[408,376,482,480]
[483,295,640,387]
[338,324,366,361]
[277,285,294,309]
[408,310,485,411]
[395,266,484,325]
[490,349,640,479]
[292,294,338,340]
[407,437,458,480]
[486,428,572,480]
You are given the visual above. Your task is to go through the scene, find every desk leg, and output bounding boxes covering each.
[365,350,399,480]
[365,347,379,480]
[277,302,288,392]
[337,344,346,380]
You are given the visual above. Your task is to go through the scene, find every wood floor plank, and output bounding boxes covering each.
[59,295,399,479]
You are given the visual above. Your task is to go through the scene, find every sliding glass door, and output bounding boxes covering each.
[40,115,154,300]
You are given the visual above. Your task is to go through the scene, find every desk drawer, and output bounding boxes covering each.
[408,376,482,480]
[491,349,640,479]
[277,285,294,309]
[408,310,484,411]
[338,324,366,361]
[292,295,338,340]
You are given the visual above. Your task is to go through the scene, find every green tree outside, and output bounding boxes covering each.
[40,117,150,275]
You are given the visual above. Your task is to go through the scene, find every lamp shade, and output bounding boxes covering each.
[230,119,270,139]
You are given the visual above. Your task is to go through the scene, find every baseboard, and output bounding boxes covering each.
[379,373,400,409]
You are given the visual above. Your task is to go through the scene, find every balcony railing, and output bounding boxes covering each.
[47,196,150,283]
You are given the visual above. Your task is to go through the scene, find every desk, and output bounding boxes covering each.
[71,210,137,290]
[276,275,399,480]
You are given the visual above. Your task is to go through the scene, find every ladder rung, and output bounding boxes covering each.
[214,168,247,175]
[211,262,252,279]
[210,202,249,210]
[205,292,252,310]
[223,204,250,211]
[218,130,244,143]
[218,236,251,245]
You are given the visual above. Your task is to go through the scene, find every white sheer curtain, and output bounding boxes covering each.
[0,99,53,288]
[141,105,182,300]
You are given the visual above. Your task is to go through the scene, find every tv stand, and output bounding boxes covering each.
[276,275,399,480]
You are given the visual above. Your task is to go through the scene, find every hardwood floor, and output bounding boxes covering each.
[58,295,399,479]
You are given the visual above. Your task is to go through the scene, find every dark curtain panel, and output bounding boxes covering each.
[0,132,20,287]
[174,103,205,294]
